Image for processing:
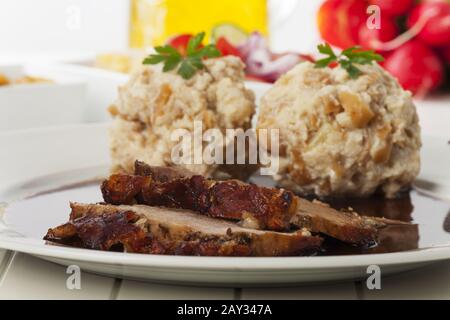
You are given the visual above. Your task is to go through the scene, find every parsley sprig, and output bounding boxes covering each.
[143,32,221,80]
[314,43,384,78]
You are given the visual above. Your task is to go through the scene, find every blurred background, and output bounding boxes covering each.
[0,0,320,57]
[0,0,448,131]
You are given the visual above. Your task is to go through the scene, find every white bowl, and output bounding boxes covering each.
[0,65,86,131]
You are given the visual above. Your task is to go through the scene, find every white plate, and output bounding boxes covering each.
[0,123,449,286]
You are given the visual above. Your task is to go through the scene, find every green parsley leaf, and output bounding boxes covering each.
[178,60,197,79]
[189,56,204,69]
[317,43,337,58]
[187,32,205,56]
[343,48,383,61]
[340,46,360,57]
[154,45,181,57]
[314,57,337,68]
[339,60,361,79]
[143,55,166,64]
[199,44,221,58]
[162,56,181,72]
[314,43,384,78]
[143,32,222,80]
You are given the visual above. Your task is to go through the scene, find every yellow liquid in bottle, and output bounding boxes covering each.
[130,0,268,48]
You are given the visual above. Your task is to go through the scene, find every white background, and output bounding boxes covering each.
[0,0,320,62]
[0,0,130,62]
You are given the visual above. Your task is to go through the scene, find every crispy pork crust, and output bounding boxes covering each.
[101,174,297,231]
[45,210,151,253]
[45,203,322,256]
[134,162,195,182]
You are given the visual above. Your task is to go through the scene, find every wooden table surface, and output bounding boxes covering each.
[0,249,449,299]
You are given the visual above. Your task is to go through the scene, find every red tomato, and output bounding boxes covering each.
[318,0,343,48]
[318,0,367,49]
[440,44,450,63]
[343,0,370,47]
[216,37,241,57]
[407,2,450,46]
[383,40,445,95]
[167,34,194,56]
[368,0,414,16]
[359,15,399,51]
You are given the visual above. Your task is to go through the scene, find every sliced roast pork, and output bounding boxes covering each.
[44,202,322,256]
[100,161,410,244]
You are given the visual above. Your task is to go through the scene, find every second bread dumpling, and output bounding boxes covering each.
[257,61,421,198]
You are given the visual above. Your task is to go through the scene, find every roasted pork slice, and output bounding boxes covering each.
[44,202,323,256]
[291,198,392,245]
[101,161,411,244]
[101,173,297,231]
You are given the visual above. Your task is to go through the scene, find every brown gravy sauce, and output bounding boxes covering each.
[315,191,450,255]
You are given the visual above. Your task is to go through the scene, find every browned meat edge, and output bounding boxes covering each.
[101,170,297,231]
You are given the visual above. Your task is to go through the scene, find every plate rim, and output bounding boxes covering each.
[0,236,449,271]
